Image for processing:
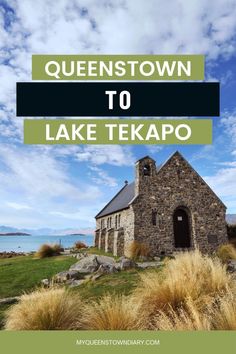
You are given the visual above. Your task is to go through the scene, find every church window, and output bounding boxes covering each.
[152,210,157,225]
[118,214,121,227]
[143,164,151,176]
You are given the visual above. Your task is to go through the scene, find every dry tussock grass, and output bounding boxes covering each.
[5,250,236,331]
[216,244,236,263]
[5,288,84,330]
[74,241,87,250]
[128,241,150,260]
[152,292,236,331]
[83,294,140,330]
[133,250,234,326]
[36,244,62,258]
[209,292,236,330]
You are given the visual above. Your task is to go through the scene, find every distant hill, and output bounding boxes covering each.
[0,232,30,236]
[226,214,236,224]
[0,225,94,236]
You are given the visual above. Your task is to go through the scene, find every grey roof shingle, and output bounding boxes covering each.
[95,182,135,218]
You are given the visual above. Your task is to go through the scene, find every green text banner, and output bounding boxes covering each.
[24,119,212,145]
[32,55,204,80]
[0,331,235,354]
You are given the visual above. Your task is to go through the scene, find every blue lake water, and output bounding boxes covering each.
[0,234,94,252]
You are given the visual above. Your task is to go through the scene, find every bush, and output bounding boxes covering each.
[83,294,140,330]
[227,223,236,239]
[133,250,233,327]
[128,241,150,260]
[36,244,62,258]
[5,288,85,330]
[216,244,236,263]
[74,241,87,250]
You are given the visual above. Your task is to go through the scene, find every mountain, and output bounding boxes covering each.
[0,232,30,236]
[226,214,236,224]
[0,225,94,236]
[0,226,20,233]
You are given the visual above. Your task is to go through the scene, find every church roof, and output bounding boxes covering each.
[95,182,135,218]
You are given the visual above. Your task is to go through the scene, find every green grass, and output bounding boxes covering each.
[71,269,144,300]
[86,247,119,260]
[0,255,77,299]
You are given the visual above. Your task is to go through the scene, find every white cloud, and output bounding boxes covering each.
[0,144,101,201]
[1,0,236,224]
[49,203,103,223]
[221,111,236,144]
[217,161,236,167]
[1,0,236,142]
[205,167,236,198]
[75,145,135,166]
[145,145,163,155]
[6,201,32,210]
[89,165,118,187]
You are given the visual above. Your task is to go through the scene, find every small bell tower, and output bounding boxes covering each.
[135,156,156,196]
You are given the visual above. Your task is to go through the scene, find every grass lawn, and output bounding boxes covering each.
[0,254,78,329]
[0,255,77,299]
[85,247,120,260]
[0,251,156,329]
[72,268,144,300]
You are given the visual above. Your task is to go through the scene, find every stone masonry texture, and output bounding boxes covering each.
[95,152,228,256]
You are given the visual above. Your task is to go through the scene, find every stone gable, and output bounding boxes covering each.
[95,152,228,256]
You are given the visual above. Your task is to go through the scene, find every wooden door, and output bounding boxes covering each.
[173,208,191,248]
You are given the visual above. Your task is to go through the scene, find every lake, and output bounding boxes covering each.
[0,234,94,252]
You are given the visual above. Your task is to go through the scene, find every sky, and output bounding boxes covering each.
[0,0,236,230]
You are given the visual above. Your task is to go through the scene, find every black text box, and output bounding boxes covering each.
[17,82,219,117]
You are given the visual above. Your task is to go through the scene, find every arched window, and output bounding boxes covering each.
[115,215,117,229]
[152,210,157,225]
[118,214,121,228]
[143,164,151,176]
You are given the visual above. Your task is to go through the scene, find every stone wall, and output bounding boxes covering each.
[132,153,228,255]
[94,230,100,248]
[107,229,114,253]
[95,208,135,256]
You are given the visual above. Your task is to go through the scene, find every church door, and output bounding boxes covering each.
[173,208,191,248]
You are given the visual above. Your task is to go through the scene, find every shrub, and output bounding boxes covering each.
[74,241,87,250]
[227,223,236,239]
[5,288,85,330]
[134,250,233,327]
[128,241,150,260]
[53,244,64,253]
[36,244,62,258]
[216,244,236,263]
[83,294,140,330]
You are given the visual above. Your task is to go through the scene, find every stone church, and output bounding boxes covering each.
[95,152,228,256]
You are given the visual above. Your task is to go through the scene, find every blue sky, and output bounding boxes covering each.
[0,0,236,230]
